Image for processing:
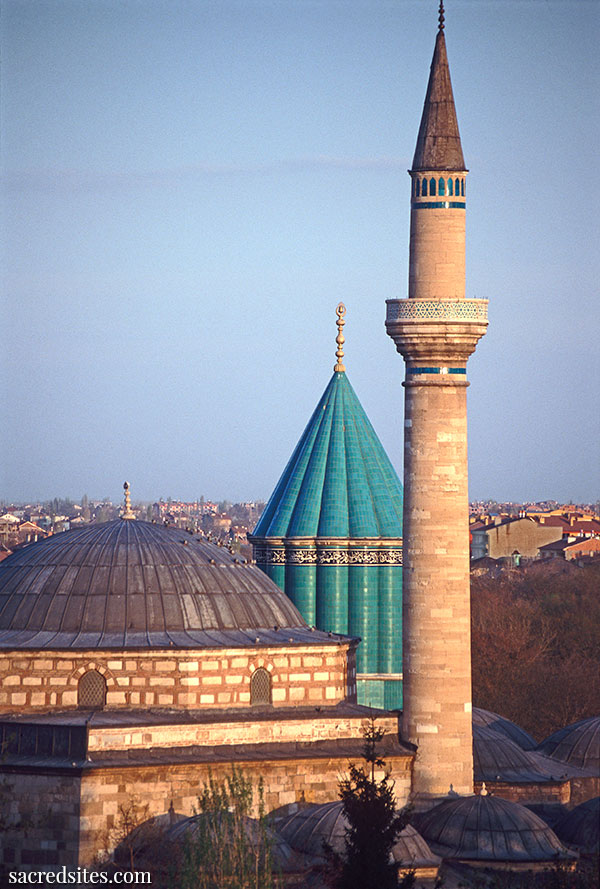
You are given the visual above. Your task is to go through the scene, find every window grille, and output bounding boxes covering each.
[78,670,106,709]
[250,668,272,705]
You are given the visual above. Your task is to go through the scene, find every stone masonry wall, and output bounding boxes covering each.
[78,754,413,865]
[87,712,399,753]
[474,780,571,806]
[0,643,355,712]
[1,770,81,868]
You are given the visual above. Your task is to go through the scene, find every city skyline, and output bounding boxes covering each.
[2,0,598,504]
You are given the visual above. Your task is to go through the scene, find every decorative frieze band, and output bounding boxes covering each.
[386,298,488,322]
[253,545,402,567]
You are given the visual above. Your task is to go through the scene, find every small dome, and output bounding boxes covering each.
[537,717,600,774]
[554,797,600,854]
[167,813,303,873]
[473,724,577,784]
[472,708,536,751]
[417,794,574,863]
[0,520,310,649]
[275,801,440,870]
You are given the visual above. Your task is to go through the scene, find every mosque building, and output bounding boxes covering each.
[0,2,597,878]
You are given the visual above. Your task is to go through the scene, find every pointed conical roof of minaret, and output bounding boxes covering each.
[411,6,466,172]
[253,371,403,540]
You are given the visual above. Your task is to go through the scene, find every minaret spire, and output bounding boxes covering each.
[412,3,465,172]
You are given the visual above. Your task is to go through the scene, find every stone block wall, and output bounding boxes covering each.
[87,712,399,753]
[474,780,571,806]
[0,642,356,712]
[0,770,81,868]
[78,754,413,865]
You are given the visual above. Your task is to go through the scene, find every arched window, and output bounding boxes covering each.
[429,177,436,196]
[78,670,106,709]
[414,178,420,197]
[461,178,465,196]
[250,668,272,705]
[438,177,445,196]
[447,177,453,196]
[455,177,460,196]
[421,178,427,196]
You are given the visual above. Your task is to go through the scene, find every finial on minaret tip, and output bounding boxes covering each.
[334,303,346,372]
[438,0,445,31]
[121,481,135,520]
[480,782,488,796]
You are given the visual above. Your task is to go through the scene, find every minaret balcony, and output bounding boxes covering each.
[386,298,487,322]
[385,298,488,364]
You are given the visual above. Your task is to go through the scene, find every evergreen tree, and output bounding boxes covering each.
[325,718,408,889]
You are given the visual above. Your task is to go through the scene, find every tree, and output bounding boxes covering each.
[471,562,600,739]
[324,718,408,889]
[176,767,280,889]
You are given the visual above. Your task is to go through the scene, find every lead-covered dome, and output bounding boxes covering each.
[537,717,600,775]
[473,724,579,784]
[0,520,310,649]
[554,797,600,854]
[417,794,575,863]
[275,801,441,872]
[472,708,536,751]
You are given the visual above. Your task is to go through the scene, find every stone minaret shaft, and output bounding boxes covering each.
[386,10,488,799]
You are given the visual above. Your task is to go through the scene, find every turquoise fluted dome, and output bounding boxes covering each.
[251,369,403,711]
[253,371,403,539]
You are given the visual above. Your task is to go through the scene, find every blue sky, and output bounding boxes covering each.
[1,0,598,505]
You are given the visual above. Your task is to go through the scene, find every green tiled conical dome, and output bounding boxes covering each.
[251,365,403,711]
[253,372,403,540]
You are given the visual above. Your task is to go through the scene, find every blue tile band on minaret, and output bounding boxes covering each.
[250,313,404,709]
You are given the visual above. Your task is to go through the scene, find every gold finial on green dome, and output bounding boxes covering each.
[334,302,346,372]
[122,481,135,520]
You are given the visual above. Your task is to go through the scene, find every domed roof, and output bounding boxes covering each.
[417,793,575,863]
[167,813,303,873]
[252,371,403,540]
[275,801,440,870]
[472,708,536,751]
[0,519,321,650]
[537,717,600,775]
[473,724,579,784]
[554,797,600,854]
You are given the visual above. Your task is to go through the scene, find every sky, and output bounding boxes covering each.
[1,0,598,506]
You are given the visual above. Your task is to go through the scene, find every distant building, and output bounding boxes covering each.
[539,535,600,561]
[0,513,20,545]
[470,517,562,560]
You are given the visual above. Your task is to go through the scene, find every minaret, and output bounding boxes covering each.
[385,2,488,800]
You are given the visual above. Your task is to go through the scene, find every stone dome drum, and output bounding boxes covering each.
[0,519,312,649]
